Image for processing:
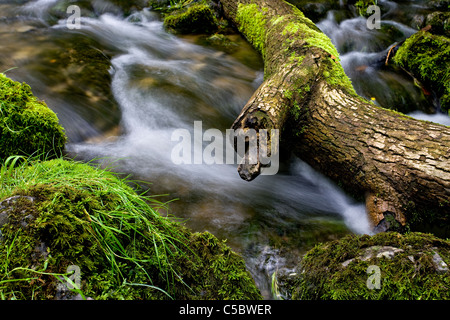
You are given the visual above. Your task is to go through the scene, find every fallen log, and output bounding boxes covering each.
[220,0,450,232]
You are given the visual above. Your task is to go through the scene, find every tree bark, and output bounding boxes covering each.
[220,0,450,231]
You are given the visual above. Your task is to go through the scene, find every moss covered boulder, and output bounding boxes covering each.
[163,3,219,34]
[0,158,262,300]
[425,11,450,37]
[0,74,66,162]
[393,31,450,114]
[283,232,450,299]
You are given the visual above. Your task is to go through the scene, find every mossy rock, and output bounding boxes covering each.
[425,11,450,37]
[283,232,450,299]
[163,3,219,34]
[0,74,66,162]
[352,0,378,17]
[393,31,450,114]
[0,158,262,300]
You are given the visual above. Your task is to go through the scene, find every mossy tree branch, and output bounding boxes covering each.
[220,0,450,232]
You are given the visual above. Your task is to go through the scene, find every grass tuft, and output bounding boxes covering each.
[0,156,262,300]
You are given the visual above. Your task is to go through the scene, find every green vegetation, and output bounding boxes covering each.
[285,232,450,300]
[278,12,356,95]
[0,157,262,300]
[354,0,378,17]
[163,3,219,34]
[393,31,450,114]
[148,0,193,13]
[236,3,268,58]
[0,74,66,162]
[424,11,450,37]
[238,3,357,95]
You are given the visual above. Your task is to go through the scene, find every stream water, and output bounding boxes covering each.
[0,0,448,299]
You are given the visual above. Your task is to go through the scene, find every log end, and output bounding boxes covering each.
[366,193,407,233]
[238,161,261,181]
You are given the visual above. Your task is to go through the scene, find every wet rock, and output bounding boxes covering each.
[302,2,333,22]
[16,25,35,33]
[425,11,450,37]
[393,31,450,114]
[0,212,8,228]
[410,14,425,30]
[432,250,449,273]
[163,4,219,34]
[0,195,35,228]
[29,34,118,142]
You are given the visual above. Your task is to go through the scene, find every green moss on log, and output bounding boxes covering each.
[236,3,268,58]
[0,74,66,162]
[286,232,450,300]
[0,158,262,300]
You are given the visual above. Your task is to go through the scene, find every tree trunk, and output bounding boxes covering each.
[220,0,450,231]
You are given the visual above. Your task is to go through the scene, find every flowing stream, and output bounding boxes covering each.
[1,0,448,299]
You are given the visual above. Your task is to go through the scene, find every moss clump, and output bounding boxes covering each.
[287,232,450,300]
[0,158,262,300]
[163,4,219,34]
[393,31,450,114]
[0,74,66,162]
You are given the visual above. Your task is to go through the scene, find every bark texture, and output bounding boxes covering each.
[220,0,450,231]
